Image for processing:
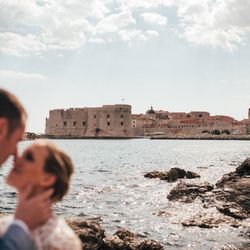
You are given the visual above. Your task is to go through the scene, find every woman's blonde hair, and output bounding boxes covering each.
[42,142,74,201]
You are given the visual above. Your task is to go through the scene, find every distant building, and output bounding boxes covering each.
[45,105,250,137]
[45,105,132,138]
[131,107,249,136]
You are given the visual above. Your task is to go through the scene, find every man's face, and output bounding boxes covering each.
[0,118,25,166]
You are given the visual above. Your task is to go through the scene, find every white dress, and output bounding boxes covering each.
[0,215,82,250]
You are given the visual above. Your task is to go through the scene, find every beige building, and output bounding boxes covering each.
[45,105,132,138]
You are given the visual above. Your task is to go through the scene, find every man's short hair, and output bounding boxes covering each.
[0,89,27,135]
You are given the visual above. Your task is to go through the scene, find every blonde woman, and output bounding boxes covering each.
[0,140,81,250]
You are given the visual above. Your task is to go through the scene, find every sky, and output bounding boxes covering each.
[0,0,250,133]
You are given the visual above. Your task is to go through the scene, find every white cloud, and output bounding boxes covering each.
[119,29,159,44]
[0,70,48,80]
[175,0,250,51]
[0,33,46,56]
[1,0,250,54]
[119,0,174,10]
[88,38,106,44]
[141,12,167,26]
[94,11,136,34]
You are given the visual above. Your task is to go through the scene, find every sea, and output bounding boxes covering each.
[0,139,250,249]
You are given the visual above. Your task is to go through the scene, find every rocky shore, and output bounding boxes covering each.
[144,159,250,249]
[67,218,164,250]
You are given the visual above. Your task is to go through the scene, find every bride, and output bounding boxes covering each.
[0,140,81,250]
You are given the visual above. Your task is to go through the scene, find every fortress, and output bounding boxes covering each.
[45,105,132,138]
[45,105,250,138]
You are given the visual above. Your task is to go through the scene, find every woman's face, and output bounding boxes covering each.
[6,143,52,190]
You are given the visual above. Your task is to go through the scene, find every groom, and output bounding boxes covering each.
[0,88,53,249]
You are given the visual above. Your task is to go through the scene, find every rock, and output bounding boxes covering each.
[216,202,249,220]
[144,171,168,179]
[104,235,132,250]
[219,244,241,250]
[167,182,214,203]
[186,171,200,179]
[182,211,241,228]
[135,240,164,250]
[67,218,106,250]
[144,168,200,182]
[167,158,250,229]
[67,218,164,250]
[213,158,250,218]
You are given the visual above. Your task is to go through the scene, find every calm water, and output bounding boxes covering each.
[1,139,250,249]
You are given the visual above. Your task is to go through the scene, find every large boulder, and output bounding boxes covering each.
[167,182,214,203]
[214,158,250,218]
[144,168,200,182]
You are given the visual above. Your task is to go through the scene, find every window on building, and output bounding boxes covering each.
[107,114,110,119]
[73,121,76,126]
[121,114,124,118]
[94,114,96,119]
[121,122,124,126]
[64,121,67,126]
[82,122,86,126]
[56,124,58,127]
[107,122,110,126]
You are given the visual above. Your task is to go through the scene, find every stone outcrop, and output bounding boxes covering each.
[182,211,241,228]
[67,218,164,250]
[167,158,250,228]
[167,182,214,203]
[214,158,250,217]
[144,168,200,182]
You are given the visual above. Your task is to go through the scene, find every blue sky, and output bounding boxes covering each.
[0,0,250,133]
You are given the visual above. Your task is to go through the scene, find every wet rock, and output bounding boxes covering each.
[67,218,164,250]
[167,182,214,203]
[135,240,164,250]
[182,211,241,228]
[168,158,250,230]
[67,218,106,250]
[144,168,200,182]
[144,171,168,179]
[112,228,164,250]
[216,202,249,220]
[104,235,132,250]
[220,244,245,250]
[213,158,250,218]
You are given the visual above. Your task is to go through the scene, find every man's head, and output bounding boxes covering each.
[0,89,27,165]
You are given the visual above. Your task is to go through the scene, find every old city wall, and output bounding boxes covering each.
[45,105,132,138]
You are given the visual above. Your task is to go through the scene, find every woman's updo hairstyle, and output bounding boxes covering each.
[43,142,74,201]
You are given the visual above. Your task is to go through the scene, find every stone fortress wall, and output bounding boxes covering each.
[45,105,250,138]
[45,105,132,138]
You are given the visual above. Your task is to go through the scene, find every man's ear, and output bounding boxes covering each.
[0,118,8,140]
[41,174,56,188]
